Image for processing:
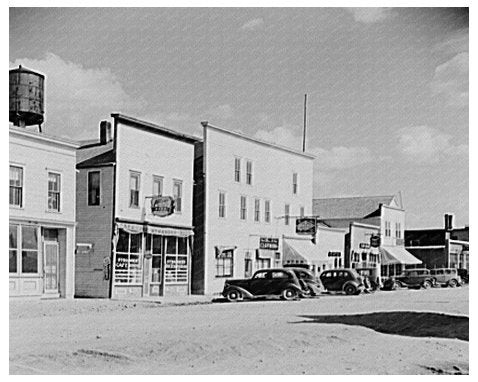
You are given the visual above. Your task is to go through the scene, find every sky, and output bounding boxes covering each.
[9,7,469,228]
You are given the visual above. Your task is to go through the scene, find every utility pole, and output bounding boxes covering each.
[302,94,307,152]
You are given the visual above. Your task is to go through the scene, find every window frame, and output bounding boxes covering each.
[284,204,290,225]
[254,198,260,222]
[87,170,101,206]
[218,191,226,219]
[216,250,234,278]
[240,195,247,220]
[9,164,24,208]
[9,224,40,275]
[47,171,62,212]
[292,172,298,195]
[152,175,164,197]
[173,179,183,213]
[246,160,253,185]
[129,171,141,208]
[234,157,241,183]
[264,200,271,224]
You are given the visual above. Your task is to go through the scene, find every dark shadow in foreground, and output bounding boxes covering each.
[295,311,468,341]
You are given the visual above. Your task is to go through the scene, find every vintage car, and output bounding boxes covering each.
[457,268,469,284]
[318,268,365,295]
[430,268,463,287]
[288,267,322,297]
[222,268,305,302]
[383,268,435,290]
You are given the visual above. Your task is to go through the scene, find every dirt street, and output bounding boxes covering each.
[10,286,468,375]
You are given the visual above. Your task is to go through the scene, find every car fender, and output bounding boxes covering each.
[342,280,362,291]
[223,285,254,299]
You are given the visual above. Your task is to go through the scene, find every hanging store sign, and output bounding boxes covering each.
[296,218,317,235]
[259,237,279,250]
[370,235,381,248]
[328,251,342,257]
[151,196,175,217]
[359,243,370,249]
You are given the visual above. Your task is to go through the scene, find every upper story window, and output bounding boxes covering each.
[264,200,271,223]
[385,221,391,237]
[254,198,260,222]
[218,191,226,218]
[88,171,101,206]
[246,161,253,185]
[234,158,241,182]
[9,165,23,207]
[284,204,290,225]
[129,171,141,208]
[153,176,163,196]
[173,180,183,213]
[292,172,298,194]
[240,196,247,220]
[395,222,401,238]
[47,172,61,212]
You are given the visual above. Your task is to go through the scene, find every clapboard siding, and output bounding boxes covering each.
[75,166,115,297]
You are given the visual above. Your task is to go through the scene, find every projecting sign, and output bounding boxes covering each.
[259,237,279,250]
[370,235,381,248]
[151,196,175,217]
[328,251,342,257]
[296,218,317,235]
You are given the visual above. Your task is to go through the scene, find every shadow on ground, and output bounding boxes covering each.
[295,311,469,341]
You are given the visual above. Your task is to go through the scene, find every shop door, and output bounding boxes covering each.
[43,241,59,293]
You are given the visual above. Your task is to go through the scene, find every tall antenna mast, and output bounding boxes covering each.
[302,93,307,152]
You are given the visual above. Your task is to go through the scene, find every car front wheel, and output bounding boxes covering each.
[422,280,432,289]
[281,288,297,301]
[344,284,357,295]
[226,289,242,302]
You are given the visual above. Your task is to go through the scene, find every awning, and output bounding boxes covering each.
[380,246,422,265]
[283,238,329,264]
[215,246,237,258]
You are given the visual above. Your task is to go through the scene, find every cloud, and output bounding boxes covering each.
[240,18,264,31]
[431,52,468,107]
[254,125,301,149]
[9,53,144,139]
[397,125,468,164]
[312,146,376,170]
[207,104,234,120]
[346,8,392,24]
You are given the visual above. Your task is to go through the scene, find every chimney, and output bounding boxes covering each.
[99,120,112,144]
[444,213,454,232]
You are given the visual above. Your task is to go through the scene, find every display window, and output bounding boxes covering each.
[114,229,142,284]
[164,236,188,284]
[9,224,39,274]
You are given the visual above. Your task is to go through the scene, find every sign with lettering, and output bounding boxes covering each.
[359,243,370,249]
[259,237,279,250]
[151,196,175,217]
[296,218,317,235]
[328,251,341,257]
[370,235,381,248]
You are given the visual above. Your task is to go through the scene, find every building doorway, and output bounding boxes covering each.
[43,241,59,294]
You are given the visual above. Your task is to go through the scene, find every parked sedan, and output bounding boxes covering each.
[383,268,435,290]
[222,268,305,302]
[430,268,462,287]
[288,268,322,297]
[319,269,365,295]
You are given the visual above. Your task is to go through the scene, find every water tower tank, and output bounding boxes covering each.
[9,65,45,127]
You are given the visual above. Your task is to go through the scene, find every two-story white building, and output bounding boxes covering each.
[192,122,316,295]
[9,126,78,298]
[313,195,422,279]
[75,114,199,299]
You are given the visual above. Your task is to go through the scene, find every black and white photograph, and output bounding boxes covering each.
[8,2,470,375]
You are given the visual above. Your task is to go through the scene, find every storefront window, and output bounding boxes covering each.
[164,236,188,283]
[114,229,142,284]
[216,249,233,277]
[21,226,38,273]
[256,258,271,270]
[9,225,17,273]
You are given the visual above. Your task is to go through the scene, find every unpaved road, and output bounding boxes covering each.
[10,286,468,374]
